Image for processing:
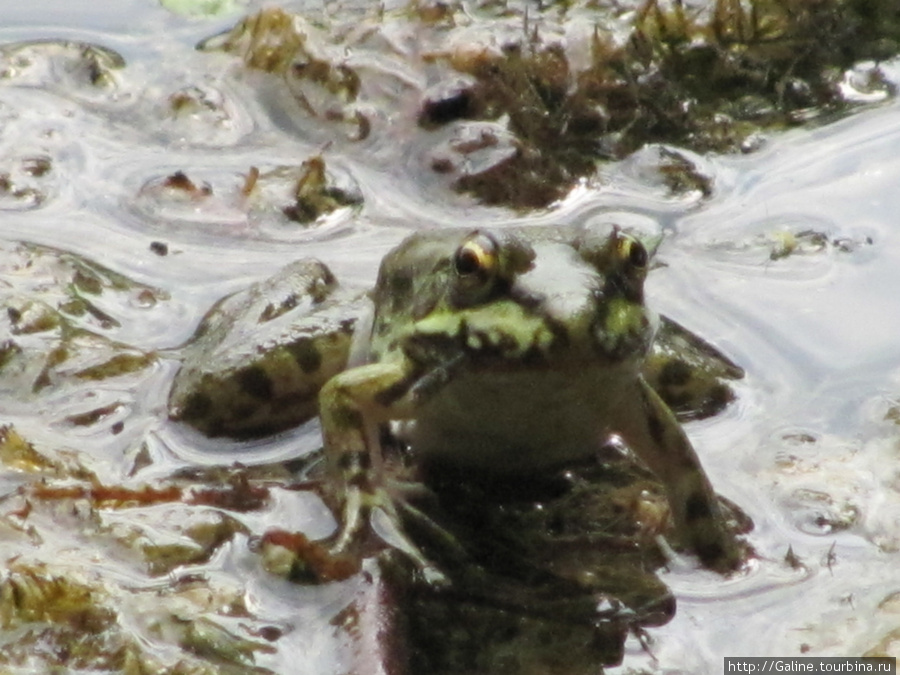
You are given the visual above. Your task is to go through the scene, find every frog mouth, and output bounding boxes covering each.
[456,311,652,368]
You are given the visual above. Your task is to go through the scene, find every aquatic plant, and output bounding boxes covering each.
[429,0,899,205]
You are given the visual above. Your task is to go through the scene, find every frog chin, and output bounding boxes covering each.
[401,361,639,473]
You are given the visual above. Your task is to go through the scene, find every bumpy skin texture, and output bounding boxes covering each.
[319,224,743,573]
[168,260,366,439]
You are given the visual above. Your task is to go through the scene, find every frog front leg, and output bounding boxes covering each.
[616,377,745,572]
[319,361,445,577]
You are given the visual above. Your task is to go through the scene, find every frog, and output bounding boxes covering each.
[168,222,746,576]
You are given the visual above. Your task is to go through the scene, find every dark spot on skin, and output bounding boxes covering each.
[287,338,322,374]
[495,332,518,354]
[685,492,713,522]
[457,316,469,339]
[463,329,490,356]
[409,360,458,401]
[402,331,460,366]
[542,316,570,354]
[707,384,733,409]
[374,377,414,407]
[270,390,316,414]
[238,366,274,401]
[520,345,549,365]
[465,329,521,361]
[658,360,693,387]
[388,272,413,309]
[178,391,212,421]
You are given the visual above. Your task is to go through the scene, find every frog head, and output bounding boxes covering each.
[367,223,656,373]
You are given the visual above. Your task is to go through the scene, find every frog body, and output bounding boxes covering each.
[170,223,745,572]
[168,259,367,438]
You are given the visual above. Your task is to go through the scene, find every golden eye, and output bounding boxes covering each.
[454,233,498,278]
[619,236,648,270]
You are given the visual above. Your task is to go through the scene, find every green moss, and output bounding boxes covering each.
[433,0,900,207]
[209,1,900,207]
[282,156,363,224]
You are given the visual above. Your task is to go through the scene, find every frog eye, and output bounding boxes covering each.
[623,237,648,269]
[608,231,648,273]
[604,232,649,302]
[454,233,498,280]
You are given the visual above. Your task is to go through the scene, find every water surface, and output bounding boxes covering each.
[1,1,899,672]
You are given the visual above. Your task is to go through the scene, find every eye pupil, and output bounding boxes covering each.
[628,241,648,268]
[454,246,482,275]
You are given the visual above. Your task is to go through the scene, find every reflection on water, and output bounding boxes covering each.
[0,2,900,673]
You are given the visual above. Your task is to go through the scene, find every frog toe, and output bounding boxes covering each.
[329,485,449,585]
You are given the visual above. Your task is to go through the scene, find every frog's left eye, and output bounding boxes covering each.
[607,233,649,302]
[622,237,648,269]
[454,233,498,280]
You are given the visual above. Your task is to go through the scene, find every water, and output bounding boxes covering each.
[1,1,899,672]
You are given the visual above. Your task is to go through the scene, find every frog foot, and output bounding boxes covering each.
[328,483,451,586]
[684,516,746,573]
[664,494,751,573]
[694,496,754,572]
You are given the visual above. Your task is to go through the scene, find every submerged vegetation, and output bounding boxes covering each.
[428,0,900,205]
[205,0,900,208]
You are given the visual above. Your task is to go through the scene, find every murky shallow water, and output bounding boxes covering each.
[1,1,900,673]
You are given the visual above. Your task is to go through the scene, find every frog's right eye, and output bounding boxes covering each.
[451,232,503,306]
[454,233,498,280]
